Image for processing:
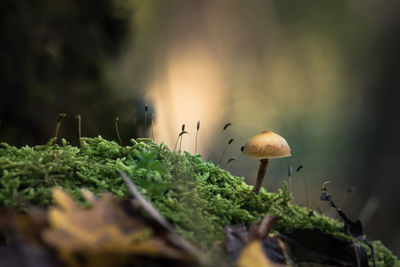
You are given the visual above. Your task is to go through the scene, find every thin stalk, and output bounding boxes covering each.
[218,138,234,165]
[226,145,245,165]
[207,122,231,161]
[295,165,308,207]
[52,113,66,160]
[304,178,310,207]
[179,136,183,152]
[144,105,148,129]
[173,130,189,151]
[114,117,122,146]
[150,113,156,142]
[53,113,66,145]
[144,104,148,137]
[227,146,245,165]
[227,157,236,164]
[179,124,185,153]
[288,166,293,193]
[195,121,200,154]
[173,136,180,151]
[311,181,331,210]
[253,158,269,194]
[75,114,82,147]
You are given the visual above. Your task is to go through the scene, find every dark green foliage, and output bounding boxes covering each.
[0,137,399,265]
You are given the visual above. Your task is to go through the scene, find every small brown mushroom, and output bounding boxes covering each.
[243,130,291,194]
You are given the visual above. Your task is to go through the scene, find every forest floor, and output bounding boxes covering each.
[0,137,399,267]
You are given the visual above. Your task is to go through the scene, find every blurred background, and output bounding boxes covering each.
[1,0,400,256]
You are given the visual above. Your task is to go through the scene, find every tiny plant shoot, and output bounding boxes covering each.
[114,117,122,146]
[288,165,304,195]
[52,113,66,161]
[227,146,245,165]
[288,166,294,193]
[75,114,82,147]
[173,124,189,152]
[195,121,200,154]
[218,138,234,165]
[227,157,236,164]
[53,113,66,145]
[151,113,156,142]
[208,122,232,161]
[179,124,185,152]
[144,104,148,135]
[294,165,309,207]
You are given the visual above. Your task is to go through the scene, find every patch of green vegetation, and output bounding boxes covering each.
[0,137,399,266]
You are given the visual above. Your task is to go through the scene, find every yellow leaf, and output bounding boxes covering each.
[237,241,287,267]
[43,189,188,267]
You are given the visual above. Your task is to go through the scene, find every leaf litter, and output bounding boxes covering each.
[0,186,197,267]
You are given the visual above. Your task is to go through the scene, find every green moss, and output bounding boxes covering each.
[0,136,399,266]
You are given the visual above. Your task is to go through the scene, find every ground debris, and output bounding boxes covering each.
[0,188,197,267]
[224,213,371,267]
[224,214,287,266]
[278,228,368,266]
[320,183,375,267]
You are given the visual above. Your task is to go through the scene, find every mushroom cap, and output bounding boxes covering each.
[243,130,291,159]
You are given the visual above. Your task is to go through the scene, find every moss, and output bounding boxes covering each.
[0,136,399,265]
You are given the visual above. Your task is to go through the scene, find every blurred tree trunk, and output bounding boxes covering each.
[0,0,140,146]
[357,4,400,254]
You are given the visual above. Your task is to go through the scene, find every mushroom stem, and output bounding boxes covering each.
[253,159,269,194]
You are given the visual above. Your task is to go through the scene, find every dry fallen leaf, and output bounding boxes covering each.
[0,208,63,267]
[237,241,287,267]
[42,189,190,267]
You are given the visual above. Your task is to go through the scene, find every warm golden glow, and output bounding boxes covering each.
[147,40,227,154]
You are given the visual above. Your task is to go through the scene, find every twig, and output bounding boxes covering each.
[119,172,200,256]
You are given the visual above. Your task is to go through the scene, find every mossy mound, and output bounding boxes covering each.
[0,137,399,266]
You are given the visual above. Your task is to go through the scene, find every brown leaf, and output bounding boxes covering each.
[0,240,64,267]
[0,208,62,267]
[0,207,48,245]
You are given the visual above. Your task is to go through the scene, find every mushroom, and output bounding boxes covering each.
[243,130,291,194]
